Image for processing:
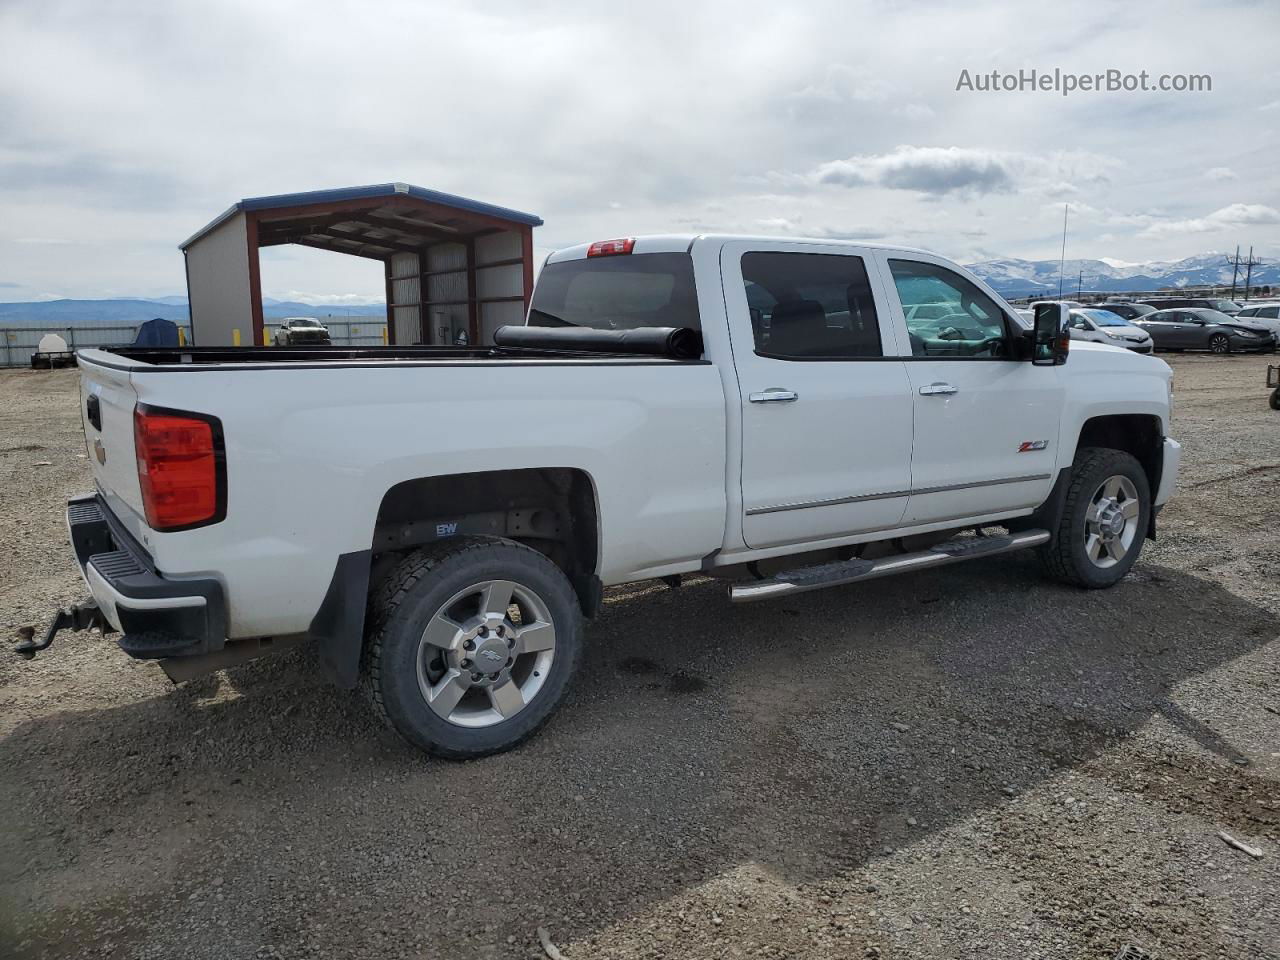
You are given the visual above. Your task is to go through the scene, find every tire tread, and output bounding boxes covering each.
[1041,446,1146,588]
[362,536,580,759]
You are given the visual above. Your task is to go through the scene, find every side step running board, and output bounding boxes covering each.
[728,529,1051,603]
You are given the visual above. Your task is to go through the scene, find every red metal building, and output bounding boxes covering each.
[180,182,543,347]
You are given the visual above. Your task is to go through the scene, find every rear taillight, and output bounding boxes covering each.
[134,405,226,531]
[586,237,635,257]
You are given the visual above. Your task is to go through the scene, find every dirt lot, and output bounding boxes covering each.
[1,356,1278,960]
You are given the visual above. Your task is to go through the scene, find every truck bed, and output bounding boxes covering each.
[99,345,705,367]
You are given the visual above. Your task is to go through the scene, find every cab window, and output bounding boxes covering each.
[888,260,1010,357]
[741,252,883,359]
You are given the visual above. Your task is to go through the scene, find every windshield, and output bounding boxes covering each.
[1082,309,1129,327]
[529,253,701,331]
[1211,299,1241,313]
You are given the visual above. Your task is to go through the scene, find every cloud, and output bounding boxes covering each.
[1140,203,1280,237]
[0,281,21,288]
[799,146,1119,199]
[811,146,1017,195]
[1205,167,1237,181]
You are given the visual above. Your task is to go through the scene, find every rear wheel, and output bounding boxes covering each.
[364,537,583,759]
[1041,447,1150,588]
[1209,334,1231,354]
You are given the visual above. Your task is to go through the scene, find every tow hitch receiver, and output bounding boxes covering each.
[14,601,113,660]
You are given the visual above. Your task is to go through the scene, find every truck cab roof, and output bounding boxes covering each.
[546,234,938,263]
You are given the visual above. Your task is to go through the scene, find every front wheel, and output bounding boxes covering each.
[1041,447,1151,588]
[364,537,583,758]
[1209,334,1231,354]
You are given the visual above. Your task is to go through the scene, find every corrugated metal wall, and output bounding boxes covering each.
[425,243,468,345]
[389,252,421,345]
[185,212,253,346]
[475,230,525,343]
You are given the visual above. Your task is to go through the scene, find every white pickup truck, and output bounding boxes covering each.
[26,235,1180,758]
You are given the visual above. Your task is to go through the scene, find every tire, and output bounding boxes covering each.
[1041,447,1151,589]
[363,536,583,759]
[1209,334,1231,354]
[1270,388,1280,411]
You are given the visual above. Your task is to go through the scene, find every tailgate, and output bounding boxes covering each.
[78,356,147,531]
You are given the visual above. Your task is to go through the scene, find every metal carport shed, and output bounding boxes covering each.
[180,182,543,347]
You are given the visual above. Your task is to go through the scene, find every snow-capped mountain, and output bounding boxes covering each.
[966,252,1280,295]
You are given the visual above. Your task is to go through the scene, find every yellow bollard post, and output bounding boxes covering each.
[264,326,271,346]
[381,326,388,345]
[178,326,187,346]
[232,328,241,346]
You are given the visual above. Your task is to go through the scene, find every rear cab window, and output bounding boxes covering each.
[528,253,700,331]
[741,252,883,359]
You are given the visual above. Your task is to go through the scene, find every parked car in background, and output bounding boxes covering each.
[1235,303,1280,338]
[1095,301,1157,321]
[1140,296,1243,316]
[1134,308,1276,353]
[1067,308,1153,353]
[273,317,332,346]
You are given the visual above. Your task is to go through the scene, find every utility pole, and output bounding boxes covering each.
[1224,246,1263,301]
[1076,268,1083,299]
[1058,204,1068,300]
[1241,246,1262,302]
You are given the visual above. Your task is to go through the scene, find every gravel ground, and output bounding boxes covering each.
[1,356,1278,960]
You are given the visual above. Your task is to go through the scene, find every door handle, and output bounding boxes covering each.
[919,382,958,396]
[749,388,799,403]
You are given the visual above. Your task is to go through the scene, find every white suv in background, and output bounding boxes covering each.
[1067,307,1154,354]
[1234,303,1280,338]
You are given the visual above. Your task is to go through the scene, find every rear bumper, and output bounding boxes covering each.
[1155,438,1181,507]
[67,494,227,659]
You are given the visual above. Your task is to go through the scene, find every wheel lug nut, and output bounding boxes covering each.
[463,639,475,651]
[507,657,514,666]
[479,627,488,637]
[471,672,483,682]
[461,658,471,668]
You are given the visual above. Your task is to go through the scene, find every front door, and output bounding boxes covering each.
[722,241,915,550]
[875,254,1063,526]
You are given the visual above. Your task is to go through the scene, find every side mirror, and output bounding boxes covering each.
[1032,302,1070,365]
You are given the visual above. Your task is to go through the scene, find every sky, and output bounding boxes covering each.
[1,0,1278,303]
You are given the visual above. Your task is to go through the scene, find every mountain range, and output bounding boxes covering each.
[0,297,387,327]
[965,253,1279,296]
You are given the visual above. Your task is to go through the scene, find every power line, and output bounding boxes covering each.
[1225,245,1263,301]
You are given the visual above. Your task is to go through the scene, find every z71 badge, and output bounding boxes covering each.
[1018,440,1048,452]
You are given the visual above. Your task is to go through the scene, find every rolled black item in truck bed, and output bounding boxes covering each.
[493,325,703,359]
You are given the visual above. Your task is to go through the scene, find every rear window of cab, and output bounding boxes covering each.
[529,253,701,331]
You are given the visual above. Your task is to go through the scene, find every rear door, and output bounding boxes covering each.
[873,252,1062,525]
[721,241,914,549]
[1140,312,1176,348]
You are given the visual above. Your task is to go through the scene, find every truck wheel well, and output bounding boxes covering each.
[1076,414,1163,492]
[370,468,601,616]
